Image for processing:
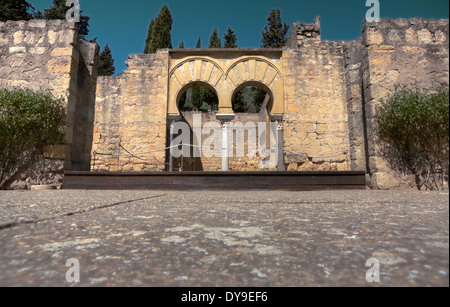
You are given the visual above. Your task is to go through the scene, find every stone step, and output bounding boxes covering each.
[63,171,367,191]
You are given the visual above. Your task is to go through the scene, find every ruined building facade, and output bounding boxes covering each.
[0,17,448,189]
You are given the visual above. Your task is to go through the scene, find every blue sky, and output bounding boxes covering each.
[31,0,449,74]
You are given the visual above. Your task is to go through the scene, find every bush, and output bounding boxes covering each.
[375,86,449,190]
[0,88,66,189]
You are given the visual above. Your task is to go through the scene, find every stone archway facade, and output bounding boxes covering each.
[90,18,449,189]
[165,50,286,172]
[167,50,284,117]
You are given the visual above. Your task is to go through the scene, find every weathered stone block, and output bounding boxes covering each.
[47,30,58,44]
[29,47,47,55]
[417,29,433,44]
[13,30,25,45]
[51,47,73,57]
[366,28,384,45]
[46,57,72,74]
[372,172,400,190]
[9,46,26,54]
[402,46,426,55]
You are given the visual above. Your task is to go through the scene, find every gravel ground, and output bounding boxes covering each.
[0,189,448,287]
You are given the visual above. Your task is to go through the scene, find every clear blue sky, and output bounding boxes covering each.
[31,0,449,74]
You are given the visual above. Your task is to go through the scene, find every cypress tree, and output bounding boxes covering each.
[40,0,90,37]
[178,41,185,49]
[208,28,221,48]
[261,9,289,48]
[144,19,155,54]
[144,5,173,54]
[223,27,237,48]
[196,36,201,48]
[0,0,33,21]
[98,44,115,76]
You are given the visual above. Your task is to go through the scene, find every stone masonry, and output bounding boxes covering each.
[0,19,98,189]
[362,19,449,189]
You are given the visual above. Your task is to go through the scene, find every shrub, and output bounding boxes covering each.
[0,88,66,189]
[375,86,449,190]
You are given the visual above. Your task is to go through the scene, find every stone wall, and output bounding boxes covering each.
[362,18,449,189]
[282,41,353,172]
[92,51,169,172]
[343,38,367,173]
[0,20,98,189]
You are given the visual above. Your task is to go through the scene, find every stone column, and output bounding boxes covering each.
[216,114,235,172]
[169,122,175,172]
[270,115,285,172]
[222,121,230,172]
[277,121,285,171]
[167,115,181,172]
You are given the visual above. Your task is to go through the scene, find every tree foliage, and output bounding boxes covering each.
[0,88,66,189]
[0,0,33,21]
[261,9,290,48]
[376,86,449,190]
[98,44,115,76]
[196,36,201,48]
[232,89,249,113]
[144,5,173,54]
[40,0,90,37]
[143,19,155,54]
[232,87,268,113]
[223,27,238,48]
[208,28,221,48]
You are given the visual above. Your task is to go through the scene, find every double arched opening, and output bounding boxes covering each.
[167,54,284,172]
[176,81,273,115]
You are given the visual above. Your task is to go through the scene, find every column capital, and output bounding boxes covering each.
[216,114,235,123]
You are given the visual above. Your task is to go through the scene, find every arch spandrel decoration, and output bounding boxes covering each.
[225,57,283,115]
[167,52,284,117]
[168,58,225,115]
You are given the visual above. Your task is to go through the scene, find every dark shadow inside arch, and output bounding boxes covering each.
[231,81,273,114]
[177,82,219,113]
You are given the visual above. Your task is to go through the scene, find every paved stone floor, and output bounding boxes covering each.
[0,190,448,287]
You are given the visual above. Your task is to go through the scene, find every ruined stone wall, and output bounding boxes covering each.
[362,18,449,189]
[92,51,169,172]
[0,20,98,188]
[282,41,353,172]
[343,38,367,173]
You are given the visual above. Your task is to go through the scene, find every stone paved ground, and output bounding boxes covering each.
[0,190,448,287]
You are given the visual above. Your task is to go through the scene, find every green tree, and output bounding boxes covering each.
[251,87,268,112]
[196,36,201,48]
[41,0,90,37]
[143,5,173,54]
[143,19,155,54]
[190,86,218,111]
[376,86,449,190]
[261,9,290,48]
[208,28,221,48]
[0,0,33,21]
[0,88,66,189]
[178,41,185,49]
[232,89,249,113]
[98,44,115,76]
[223,27,237,48]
